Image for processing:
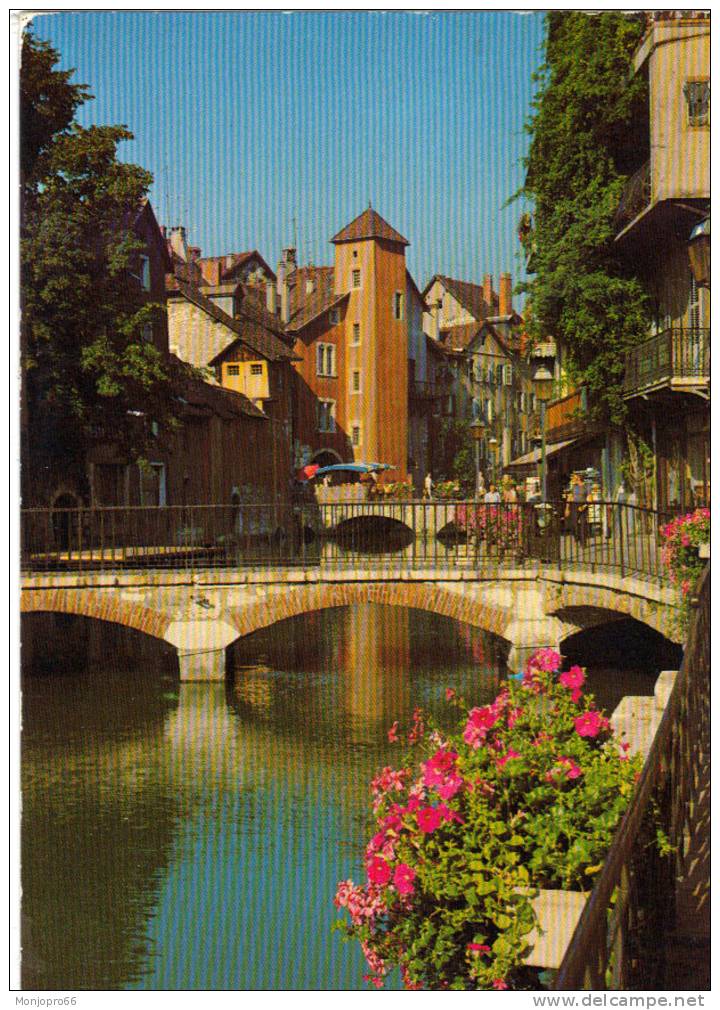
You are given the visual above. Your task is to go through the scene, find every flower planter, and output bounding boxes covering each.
[521,889,590,969]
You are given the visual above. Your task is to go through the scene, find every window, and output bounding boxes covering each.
[393,291,404,320]
[316,342,336,377]
[227,365,240,376]
[140,255,151,291]
[351,369,361,393]
[351,423,361,447]
[317,399,336,433]
[504,364,513,386]
[352,269,361,289]
[684,80,710,127]
[142,323,153,343]
[329,307,341,325]
[139,462,166,506]
[250,363,263,376]
[352,323,361,345]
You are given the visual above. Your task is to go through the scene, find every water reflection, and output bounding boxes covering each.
[20,606,509,989]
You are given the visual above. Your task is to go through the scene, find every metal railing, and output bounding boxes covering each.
[614,160,652,233]
[624,328,710,397]
[554,562,710,989]
[20,501,679,581]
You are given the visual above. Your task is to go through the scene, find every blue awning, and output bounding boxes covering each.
[314,462,395,476]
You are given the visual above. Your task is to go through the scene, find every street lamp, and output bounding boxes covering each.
[469,416,486,499]
[532,354,556,501]
[688,216,710,289]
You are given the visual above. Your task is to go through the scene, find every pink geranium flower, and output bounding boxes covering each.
[559,665,585,691]
[493,978,509,990]
[393,862,416,895]
[435,771,465,800]
[496,748,521,768]
[574,710,604,738]
[463,704,499,748]
[416,806,443,834]
[367,856,392,886]
[467,943,491,956]
[527,647,562,673]
[387,720,399,743]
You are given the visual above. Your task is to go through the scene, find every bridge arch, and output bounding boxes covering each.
[21,588,172,643]
[545,582,681,643]
[226,582,515,644]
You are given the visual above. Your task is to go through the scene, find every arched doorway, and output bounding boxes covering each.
[51,492,82,551]
[311,448,343,468]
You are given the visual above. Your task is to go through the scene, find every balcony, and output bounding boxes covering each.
[614,161,651,235]
[624,328,710,399]
[545,388,593,443]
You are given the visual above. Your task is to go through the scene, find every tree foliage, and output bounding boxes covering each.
[519,12,651,423]
[20,29,191,497]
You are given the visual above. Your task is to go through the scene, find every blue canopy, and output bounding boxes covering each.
[314,462,395,477]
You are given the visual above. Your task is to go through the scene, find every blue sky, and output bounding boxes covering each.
[31,10,545,292]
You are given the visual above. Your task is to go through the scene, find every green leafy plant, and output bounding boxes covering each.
[334,648,642,990]
[20,28,195,500]
[433,480,461,501]
[518,12,651,425]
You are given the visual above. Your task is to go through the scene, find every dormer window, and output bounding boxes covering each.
[684,80,710,127]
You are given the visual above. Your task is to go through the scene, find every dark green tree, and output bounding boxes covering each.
[519,12,651,424]
[20,29,191,500]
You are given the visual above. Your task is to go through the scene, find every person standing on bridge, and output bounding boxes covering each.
[423,472,433,500]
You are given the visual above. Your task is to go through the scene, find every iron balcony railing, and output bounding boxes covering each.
[624,327,710,397]
[554,562,710,990]
[20,501,681,583]
[614,160,651,233]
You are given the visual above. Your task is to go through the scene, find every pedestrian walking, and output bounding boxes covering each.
[423,472,433,500]
[484,484,501,504]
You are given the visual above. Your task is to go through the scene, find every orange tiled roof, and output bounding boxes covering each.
[331,207,409,247]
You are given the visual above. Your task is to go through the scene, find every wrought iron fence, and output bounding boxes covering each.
[20,501,679,581]
[553,563,710,989]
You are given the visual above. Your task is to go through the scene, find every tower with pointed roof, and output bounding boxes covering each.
[330,207,410,478]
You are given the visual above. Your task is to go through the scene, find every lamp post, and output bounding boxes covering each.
[688,216,710,288]
[532,360,555,501]
[469,416,486,499]
[488,436,499,485]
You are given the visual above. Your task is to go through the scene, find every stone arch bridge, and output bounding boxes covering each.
[21,565,681,681]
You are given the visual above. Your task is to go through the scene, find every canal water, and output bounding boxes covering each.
[21,606,670,991]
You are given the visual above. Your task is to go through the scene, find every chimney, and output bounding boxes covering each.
[483,274,493,312]
[499,273,513,316]
[168,226,188,262]
[266,279,277,315]
[278,248,297,325]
